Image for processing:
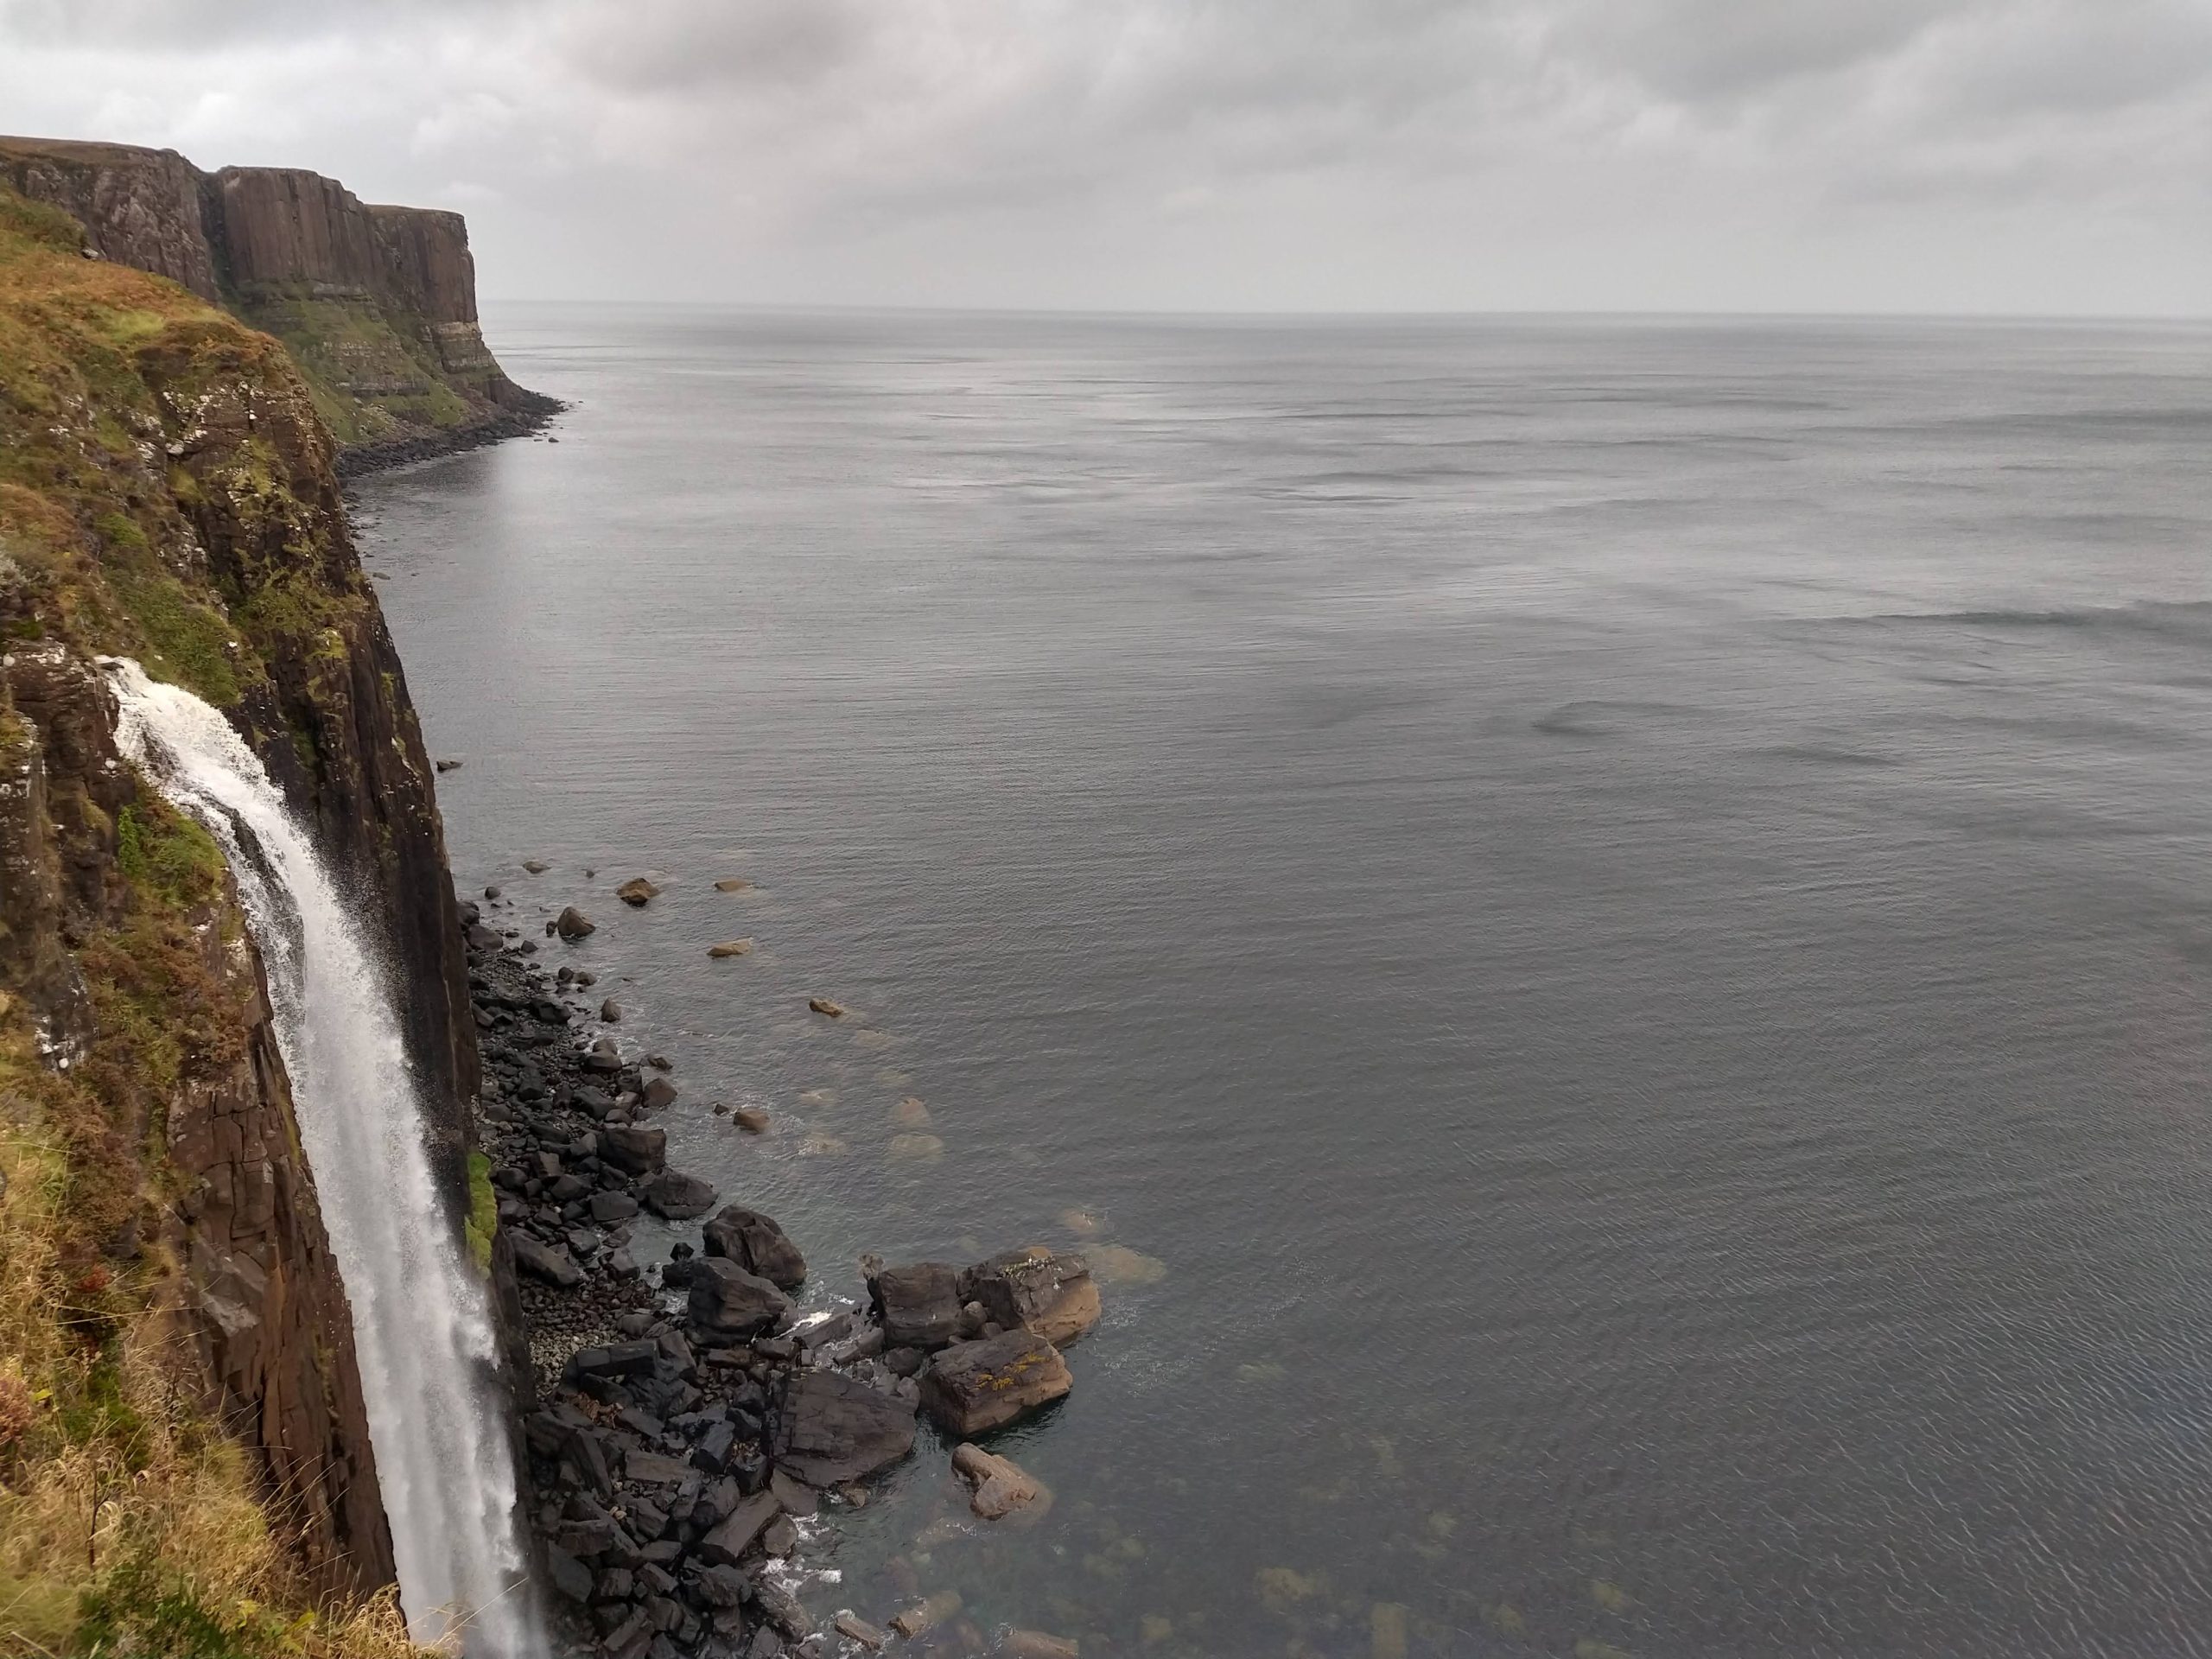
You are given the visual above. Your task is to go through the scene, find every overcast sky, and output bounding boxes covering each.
[2,0,2207,315]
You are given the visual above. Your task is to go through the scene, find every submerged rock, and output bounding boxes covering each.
[715,877,753,893]
[892,1096,932,1128]
[833,1612,888,1650]
[920,1331,1071,1436]
[772,1370,917,1486]
[951,1441,1049,1520]
[890,1592,963,1640]
[708,938,753,958]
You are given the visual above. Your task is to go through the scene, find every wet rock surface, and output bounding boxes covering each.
[461,890,1106,1656]
[919,1333,1074,1438]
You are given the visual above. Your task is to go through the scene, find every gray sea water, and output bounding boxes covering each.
[358,308,2212,1659]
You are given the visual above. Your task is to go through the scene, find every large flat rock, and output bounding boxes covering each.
[772,1370,916,1486]
[919,1331,1072,1437]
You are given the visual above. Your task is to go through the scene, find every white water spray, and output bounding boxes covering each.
[108,660,535,1656]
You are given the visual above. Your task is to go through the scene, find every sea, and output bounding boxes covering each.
[356,308,2212,1658]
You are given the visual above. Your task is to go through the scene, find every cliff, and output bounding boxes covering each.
[0,181,498,1653]
[0,136,557,472]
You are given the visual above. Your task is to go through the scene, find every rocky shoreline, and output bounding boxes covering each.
[462,886,1096,1659]
[334,387,569,480]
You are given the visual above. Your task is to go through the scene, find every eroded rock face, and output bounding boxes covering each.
[0,649,396,1595]
[0,207,533,1603]
[0,136,219,298]
[919,1332,1073,1437]
[0,135,554,468]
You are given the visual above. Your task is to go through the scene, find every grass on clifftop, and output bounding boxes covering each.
[0,183,371,715]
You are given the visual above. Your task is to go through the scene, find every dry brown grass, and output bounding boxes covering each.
[0,183,439,1657]
[0,1113,433,1659]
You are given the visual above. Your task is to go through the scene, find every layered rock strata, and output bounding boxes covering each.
[0,134,558,466]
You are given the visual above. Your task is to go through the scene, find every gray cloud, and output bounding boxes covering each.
[0,0,2204,312]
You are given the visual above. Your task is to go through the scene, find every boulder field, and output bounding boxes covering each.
[463,894,1100,1657]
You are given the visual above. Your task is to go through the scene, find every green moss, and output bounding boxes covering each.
[232,294,477,443]
[114,798,226,910]
[93,510,148,552]
[112,570,245,706]
[463,1151,497,1274]
[0,187,88,252]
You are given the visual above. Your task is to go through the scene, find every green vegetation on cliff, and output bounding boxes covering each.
[237,293,477,448]
[0,137,551,466]
[0,805,416,1659]
[0,185,370,709]
[0,184,425,1656]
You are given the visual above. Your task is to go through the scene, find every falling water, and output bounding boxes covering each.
[107,659,535,1656]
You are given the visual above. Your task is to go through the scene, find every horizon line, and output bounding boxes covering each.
[475,297,2212,327]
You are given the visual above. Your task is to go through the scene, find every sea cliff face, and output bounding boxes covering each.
[0,135,556,468]
[0,181,501,1650]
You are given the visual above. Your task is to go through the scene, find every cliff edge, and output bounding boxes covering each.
[0,180,501,1654]
[0,135,559,474]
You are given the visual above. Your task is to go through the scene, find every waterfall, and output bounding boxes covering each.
[107,659,536,1657]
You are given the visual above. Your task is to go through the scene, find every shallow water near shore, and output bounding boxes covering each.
[360,308,2212,1658]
